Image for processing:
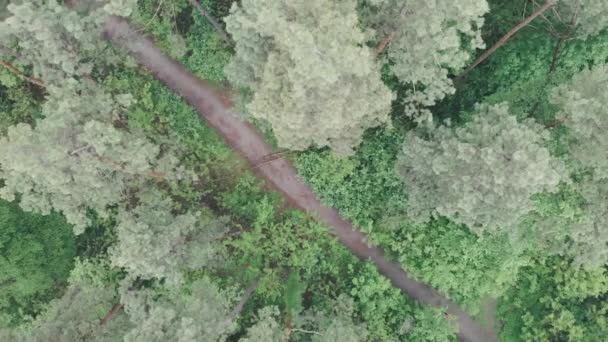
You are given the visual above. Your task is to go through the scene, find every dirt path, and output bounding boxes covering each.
[478,297,501,339]
[102,16,496,342]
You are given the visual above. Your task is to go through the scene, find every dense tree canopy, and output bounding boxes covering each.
[1,0,607,341]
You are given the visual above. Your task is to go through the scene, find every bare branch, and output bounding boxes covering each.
[374,31,396,59]
[460,0,559,76]
[187,0,233,47]
[549,0,580,73]
[292,329,323,336]
[0,60,46,88]
[99,303,124,326]
[228,278,260,321]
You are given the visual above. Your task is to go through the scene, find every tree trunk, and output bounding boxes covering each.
[460,0,559,76]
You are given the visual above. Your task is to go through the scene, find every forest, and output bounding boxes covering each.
[0,0,607,341]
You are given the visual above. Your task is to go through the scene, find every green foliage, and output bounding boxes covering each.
[348,263,457,341]
[121,277,236,341]
[130,0,190,60]
[284,271,306,318]
[551,64,608,177]
[0,199,75,327]
[225,0,393,155]
[559,0,608,39]
[396,103,565,233]
[439,2,608,127]
[110,189,228,283]
[360,0,489,121]
[295,129,407,230]
[16,258,129,342]
[402,307,457,342]
[0,83,41,135]
[238,306,284,342]
[186,3,233,83]
[379,217,527,309]
[499,257,608,342]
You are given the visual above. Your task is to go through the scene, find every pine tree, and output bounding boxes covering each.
[396,103,565,233]
[0,1,182,233]
[225,0,393,155]
[550,64,608,178]
[10,258,130,342]
[109,189,228,282]
[360,0,489,121]
[559,0,608,39]
[121,277,236,341]
[540,64,608,267]
[240,295,369,342]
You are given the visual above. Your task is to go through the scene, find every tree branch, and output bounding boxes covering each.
[228,278,260,321]
[69,145,167,180]
[460,0,559,76]
[0,60,46,88]
[374,31,396,59]
[292,328,322,336]
[97,155,167,180]
[99,303,124,326]
[549,0,580,73]
[187,0,233,47]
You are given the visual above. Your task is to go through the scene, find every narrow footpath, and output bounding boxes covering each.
[103,16,496,342]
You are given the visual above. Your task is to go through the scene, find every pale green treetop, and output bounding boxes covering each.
[361,0,489,122]
[225,0,393,155]
[396,103,565,233]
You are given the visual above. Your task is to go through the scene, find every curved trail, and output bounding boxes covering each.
[103,16,496,342]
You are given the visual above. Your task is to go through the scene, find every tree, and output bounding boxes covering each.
[543,64,608,267]
[0,199,76,327]
[396,102,565,233]
[121,277,236,341]
[0,1,182,233]
[5,258,131,342]
[109,189,228,282]
[240,294,369,342]
[499,256,608,341]
[550,64,608,177]
[225,0,393,155]
[559,0,608,39]
[360,0,489,121]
